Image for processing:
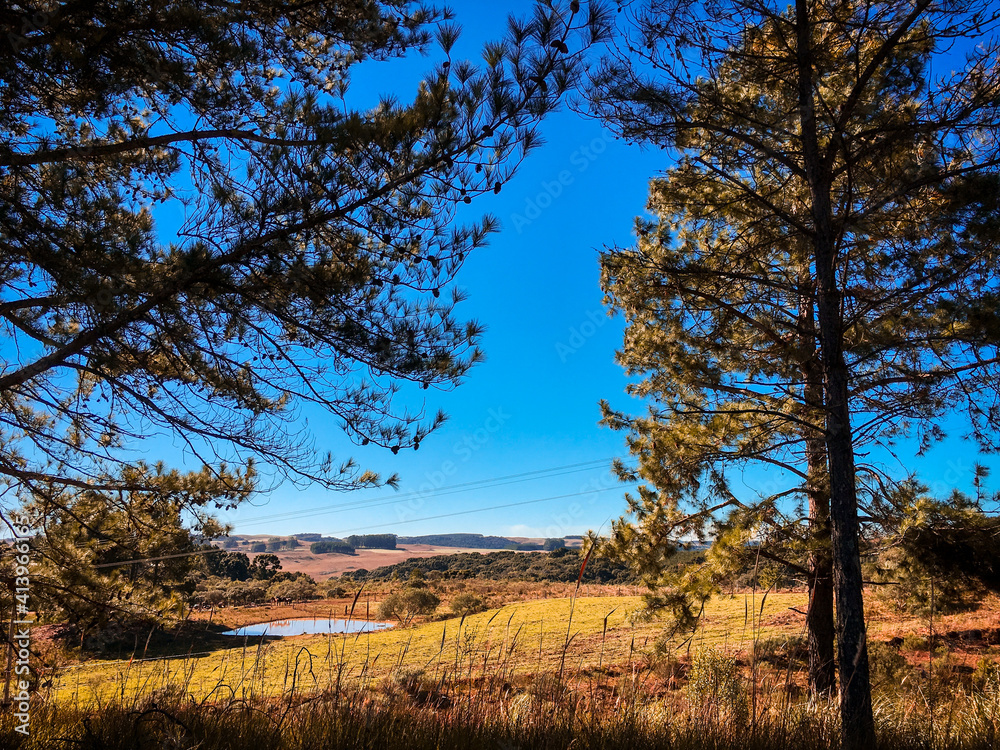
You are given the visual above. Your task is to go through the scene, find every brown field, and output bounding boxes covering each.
[247,544,535,580]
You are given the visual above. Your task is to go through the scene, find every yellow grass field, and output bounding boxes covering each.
[53,592,813,704]
[50,588,1000,708]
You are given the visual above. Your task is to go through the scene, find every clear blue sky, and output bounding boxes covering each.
[199,1,998,539]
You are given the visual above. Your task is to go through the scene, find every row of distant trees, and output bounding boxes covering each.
[306,534,566,554]
[308,533,397,554]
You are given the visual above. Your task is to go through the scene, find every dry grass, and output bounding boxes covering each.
[51,592,810,704]
[11,589,1000,749]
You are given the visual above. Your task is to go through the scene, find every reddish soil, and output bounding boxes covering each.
[251,544,520,581]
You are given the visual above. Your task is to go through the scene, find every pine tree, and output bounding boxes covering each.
[0,0,607,501]
[589,3,1000,746]
[25,462,242,639]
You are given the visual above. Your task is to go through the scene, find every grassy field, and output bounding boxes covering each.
[50,591,816,705]
[49,588,1000,703]
[14,587,1000,749]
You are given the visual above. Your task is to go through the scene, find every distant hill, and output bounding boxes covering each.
[396,533,521,549]
[340,548,642,584]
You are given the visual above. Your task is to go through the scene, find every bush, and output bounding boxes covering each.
[408,568,426,588]
[751,635,807,667]
[193,588,225,608]
[686,648,746,721]
[250,542,266,553]
[867,484,1000,615]
[902,634,929,651]
[450,592,486,617]
[223,579,269,606]
[378,587,440,625]
[267,577,318,602]
[869,641,910,686]
[321,581,349,598]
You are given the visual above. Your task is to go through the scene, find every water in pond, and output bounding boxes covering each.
[222,618,393,637]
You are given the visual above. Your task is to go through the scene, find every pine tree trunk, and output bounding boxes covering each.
[807,495,836,696]
[795,3,875,745]
[804,395,836,696]
[820,327,875,749]
[802,288,836,698]
[811,185,876,749]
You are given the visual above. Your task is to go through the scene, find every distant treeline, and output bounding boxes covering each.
[338,547,683,584]
[397,533,525,549]
[308,534,396,555]
[310,539,355,555]
[346,534,397,549]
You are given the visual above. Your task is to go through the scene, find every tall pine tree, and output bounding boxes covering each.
[590,3,1000,746]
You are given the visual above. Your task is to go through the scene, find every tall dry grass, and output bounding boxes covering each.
[8,587,1000,749]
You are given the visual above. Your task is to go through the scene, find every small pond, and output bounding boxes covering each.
[222,618,393,637]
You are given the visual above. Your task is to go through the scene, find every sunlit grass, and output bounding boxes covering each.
[22,590,1000,749]
[52,592,809,704]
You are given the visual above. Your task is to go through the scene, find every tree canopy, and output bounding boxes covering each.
[0,0,606,515]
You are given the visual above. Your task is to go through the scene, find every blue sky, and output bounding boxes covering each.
[198,1,1000,539]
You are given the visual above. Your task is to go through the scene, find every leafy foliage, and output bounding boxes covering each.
[449,592,487,616]
[249,553,282,581]
[0,0,608,643]
[0,0,607,505]
[205,550,251,581]
[267,576,319,602]
[25,463,237,635]
[378,586,440,625]
[589,0,1000,729]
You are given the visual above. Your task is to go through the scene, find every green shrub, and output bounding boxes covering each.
[686,648,746,720]
[902,634,929,652]
[322,581,349,599]
[972,656,1000,688]
[267,577,318,602]
[223,579,269,606]
[867,484,1000,616]
[450,592,486,617]
[378,587,440,625]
